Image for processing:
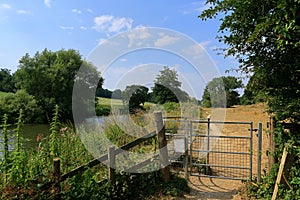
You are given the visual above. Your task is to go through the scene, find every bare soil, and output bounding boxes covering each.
[178,103,271,200]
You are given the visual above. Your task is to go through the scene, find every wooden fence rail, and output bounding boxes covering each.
[41,112,169,190]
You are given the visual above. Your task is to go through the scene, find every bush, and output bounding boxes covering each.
[163,102,180,112]
[95,104,111,116]
[0,90,43,123]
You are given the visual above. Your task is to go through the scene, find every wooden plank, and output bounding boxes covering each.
[272,146,288,200]
[108,145,116,183]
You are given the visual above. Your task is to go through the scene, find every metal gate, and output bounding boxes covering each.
[164,118,261,181]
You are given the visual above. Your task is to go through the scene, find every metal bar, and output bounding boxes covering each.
[190,120,252,125]
[191,163,250,170]
[184,119,189,179]
[250,122,253,180]
[206,118,210,171]
[257,122,262,183]
[190,134,251,139]
[191,149,251,155]
[190,173,248,181]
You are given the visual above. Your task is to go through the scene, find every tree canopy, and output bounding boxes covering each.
[122,85,149,112]
[152,66,188,104]
[14,48,103,122]
[199,0,300,121]
[200,0,300,198]
[201,76,242,107]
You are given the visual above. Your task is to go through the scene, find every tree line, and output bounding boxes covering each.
[0,48,260,124]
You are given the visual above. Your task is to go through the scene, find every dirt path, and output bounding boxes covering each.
[180,104,270,200]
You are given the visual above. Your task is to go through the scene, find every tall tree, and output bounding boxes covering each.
[201,76,242,107]
[14,49,103,122]
[152,66,188,104]
[200,1,300,198]
[199,0,300,121]
[122,85,149,112]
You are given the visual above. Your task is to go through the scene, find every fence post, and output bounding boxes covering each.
[53,157,61,178]
[53,158,61,199]
[206,117,210,174]
[108,145,116,184]
[154,112,170,182]
[257,123,262,183]
[184,119,189,180]
[268,116,276,172]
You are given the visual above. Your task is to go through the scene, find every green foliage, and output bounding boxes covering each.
[201,76,242,107]
[0,90,42,123]
[95,104,111,116]
[0,109,190,199]
[14,48,103,122]
[200,1,300,197]
[122,85,149,112]
[49,105,60,158]
[163,102,180,113]
[0,68,15,93]
[152,66,189,104]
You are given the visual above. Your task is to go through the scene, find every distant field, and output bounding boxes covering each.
[98,97,124,107]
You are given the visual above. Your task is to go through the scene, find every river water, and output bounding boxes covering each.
[0,124,49,156]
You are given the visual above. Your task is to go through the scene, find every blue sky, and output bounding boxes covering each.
[0,0,241,99]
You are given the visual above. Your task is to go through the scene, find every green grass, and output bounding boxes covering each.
[98,97,124,107]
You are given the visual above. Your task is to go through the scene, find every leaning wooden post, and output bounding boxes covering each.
[108,145,116,184]
[154,112,170,182]
[272,146,288,200]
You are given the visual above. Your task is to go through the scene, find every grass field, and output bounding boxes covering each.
[97,97,124,107]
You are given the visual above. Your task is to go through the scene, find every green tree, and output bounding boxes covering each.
[201,76,242,108]
[200,1,300,198]
[122,85,149,112]
[14,49,103,122]
[0,90,42,123]
[0,68,15,93]
[199,0,300,120]
[152,66,188,104]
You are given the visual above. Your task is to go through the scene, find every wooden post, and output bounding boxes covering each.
[108,145,116,184]
[268,116,276,172]
[53,158,61,199]
[154,112,170,182]
[272,146,288,200]
[53,158,61,178]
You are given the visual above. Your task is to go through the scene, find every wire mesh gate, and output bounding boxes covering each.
[164,118,260,181]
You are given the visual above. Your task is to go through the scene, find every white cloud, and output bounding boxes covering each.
[93,15,133,33]
[44,0,51,7]
[72,9,82,14]
[17,10,32,15]
[80,26,87,30]
[154,35,179,47]
[1,3,11,9]
[59,26,74,30]
[127,26,151,47]
[87,8,93,13]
